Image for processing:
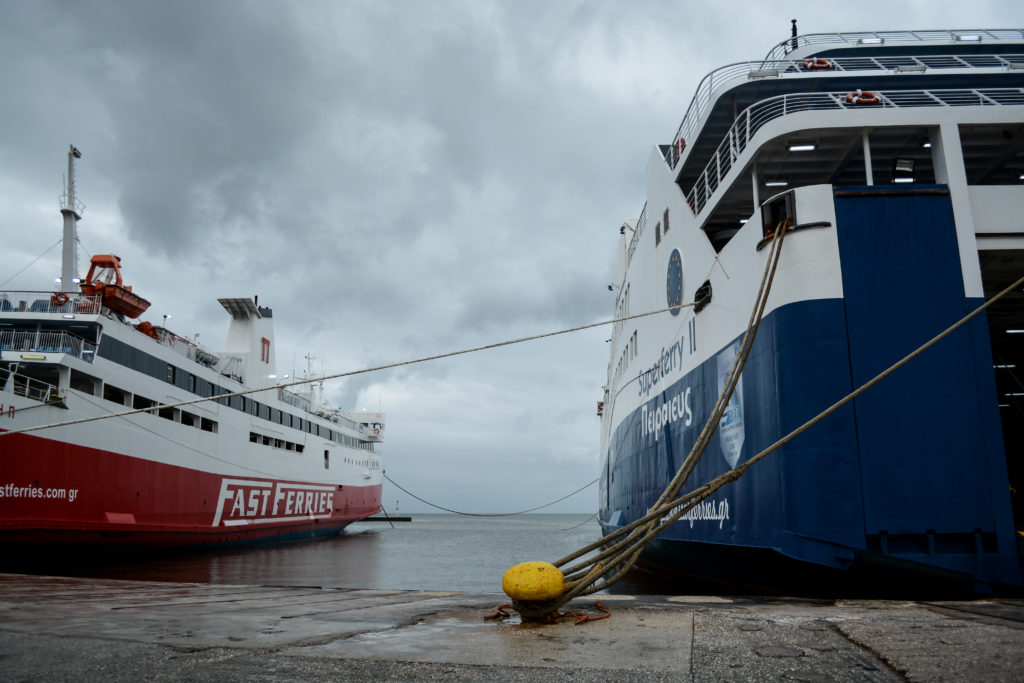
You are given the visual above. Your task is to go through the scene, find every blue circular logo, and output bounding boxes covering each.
[667,249,683,315]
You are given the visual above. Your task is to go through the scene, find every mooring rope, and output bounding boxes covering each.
[383,473,597,517]
[0,239,62,290]
[0,302,697,438]
[507,258,1024,620]
[506,219,793,619]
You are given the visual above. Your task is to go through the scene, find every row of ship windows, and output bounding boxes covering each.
[95,336,373,451]
[613,329,638,384]
[247,433,382,475]
[102,382,219,433]
[250,431,305,453]
[344,456,382,470]
[654,207,670,246]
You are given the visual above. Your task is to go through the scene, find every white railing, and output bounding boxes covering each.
[0,292,101,315]
[278,387,312,412]
[158,334,220,368]
[665,53,1024,171]
[684,87,1024,217]
[1,329,97,363]
[626,203,648,264]
[764,29,1024,61]
[0,369,62,403]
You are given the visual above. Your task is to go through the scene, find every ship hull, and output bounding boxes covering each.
[600,187,1023,594]
[0,431,380,548]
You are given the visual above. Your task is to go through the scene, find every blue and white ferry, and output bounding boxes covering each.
[598,26,1024,595]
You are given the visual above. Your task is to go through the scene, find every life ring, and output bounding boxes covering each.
[802,58,831,70]
[373,428,380,435]
[846,89,880,105]
[50,292,69,307]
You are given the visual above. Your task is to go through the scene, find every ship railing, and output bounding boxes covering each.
[666,52,1024,170]
[0,291,102,315]
[277,387,312,412]
[0,329,97,363]
[684,87,1024,217]
[626,203,648,264]
[0,368,62,403]
[764,29,1024,62]
[59,191,85,217]
[159,334,221,368]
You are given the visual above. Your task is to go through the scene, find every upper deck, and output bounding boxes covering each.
[627,28,1024,254]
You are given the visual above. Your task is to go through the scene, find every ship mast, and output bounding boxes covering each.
[59,145,83,291]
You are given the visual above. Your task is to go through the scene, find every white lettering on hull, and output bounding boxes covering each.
[212,478,336,526]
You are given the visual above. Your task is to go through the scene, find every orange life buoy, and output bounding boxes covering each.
[846,89,880,105]
[50,292,69,307]
[802,58,832,70]
[373,428,380,435]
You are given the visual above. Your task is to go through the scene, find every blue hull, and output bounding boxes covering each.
[600,187,1023,594]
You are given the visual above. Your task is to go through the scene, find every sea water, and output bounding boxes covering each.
[5,514,607,594]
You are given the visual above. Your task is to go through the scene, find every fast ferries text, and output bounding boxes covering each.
[212,478,336,527]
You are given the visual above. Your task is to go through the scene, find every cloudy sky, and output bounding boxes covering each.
[2,1,1021,514]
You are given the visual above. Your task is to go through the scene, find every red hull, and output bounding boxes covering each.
[0,432,382,547]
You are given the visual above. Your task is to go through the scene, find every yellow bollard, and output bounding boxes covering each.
[501,561,565,601]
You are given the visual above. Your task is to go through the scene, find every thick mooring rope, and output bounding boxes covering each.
[509,237,1024,621]
[508,219,793,619]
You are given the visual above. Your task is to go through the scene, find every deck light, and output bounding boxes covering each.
[788,144,816,152]
[859,37,884,45]
[893,177,915,183]
[922,141,932,148]
[1007,329,1024,334]
[994,364,1017,368]
[956,34,981,42]
[765,181,788,187]
[1019,173,1024,180]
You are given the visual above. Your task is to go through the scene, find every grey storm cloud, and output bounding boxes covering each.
[2,0,1020,513]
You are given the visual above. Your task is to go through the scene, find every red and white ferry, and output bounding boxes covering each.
[0,146,384,547]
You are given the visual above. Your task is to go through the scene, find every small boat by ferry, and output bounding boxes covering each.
[0,146,384,547]
[599,26,1024,594]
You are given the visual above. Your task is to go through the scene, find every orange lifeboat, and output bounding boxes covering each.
[79,254,152,319]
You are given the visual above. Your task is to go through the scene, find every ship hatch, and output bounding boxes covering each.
[979,249,1024,530]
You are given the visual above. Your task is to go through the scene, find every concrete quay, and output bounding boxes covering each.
[0,573,1022,681]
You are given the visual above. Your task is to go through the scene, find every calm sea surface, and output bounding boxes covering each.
[5,514,614,594]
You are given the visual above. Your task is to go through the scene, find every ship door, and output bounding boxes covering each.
[833,188,1010,543]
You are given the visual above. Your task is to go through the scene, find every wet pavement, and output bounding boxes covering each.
[0,573,1022,681]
